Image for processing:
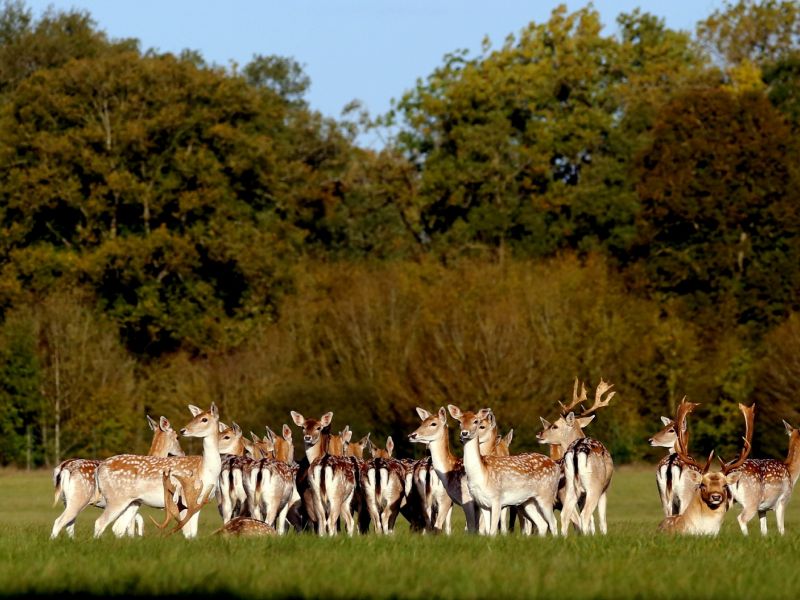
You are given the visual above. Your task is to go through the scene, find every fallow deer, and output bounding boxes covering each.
[649,411,700,517]
[50,415,184,539]
[266,425,295,464]
[450,405,558,536]
[362,437,406,534]
[217,422,254,523]
[344,432,371,459]
[93,403,222,538]
[724,412,800,535]
[215,516,276,536]
[658,400,753,535]
[537,379,616,536]
[410,456,453,534]
[327,426,350,457]
[409,407,481,533]
[291,411,357,536]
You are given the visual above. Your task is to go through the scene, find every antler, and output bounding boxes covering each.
[673,398,708,471]
[559,378,588,416]
[149,469,181,530]
[721,403,755,474]
[579,379,617,417]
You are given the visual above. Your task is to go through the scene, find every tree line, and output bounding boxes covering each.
[0,0,799,467]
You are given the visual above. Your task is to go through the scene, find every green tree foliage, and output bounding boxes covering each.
[632,88,800,329]
[391,6,704,259]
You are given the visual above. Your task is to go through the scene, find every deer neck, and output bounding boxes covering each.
[200,428,222,492]
[670,439,680,455]
[478,428,498,457]
[462,434,488,483]
[428,428,457,474]
[559,427,585,453]
[305,433,329,463]
[785,436,800,487]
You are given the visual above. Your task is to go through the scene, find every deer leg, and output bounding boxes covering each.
[596,491,607,534]
[520,500,548,537]
[656,468,671,518]
[51,495,91,539]
[737,503,757,536]
[112,504,140,537]
[94,501,132,538]
[462,500,478,533]
[499,506,509,534]
[776,497,788,535]
[758,510,768,536]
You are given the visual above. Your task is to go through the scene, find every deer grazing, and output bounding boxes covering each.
[51,415,184,539]
[537,379,616,536]
[449,405,559,536]
[658,400,753,535]
[724,413,800,535]
[93,403,222,538]
[649,410,700,517]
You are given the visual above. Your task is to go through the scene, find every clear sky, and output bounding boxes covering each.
[26,1,722,124]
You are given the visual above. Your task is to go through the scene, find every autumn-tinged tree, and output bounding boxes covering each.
[633,88,800,328]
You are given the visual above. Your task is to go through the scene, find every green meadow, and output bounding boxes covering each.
[2,466,800,599]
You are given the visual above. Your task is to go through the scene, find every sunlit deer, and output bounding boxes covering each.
[409,407,480,533]
[93,404,222,538]
[725,414,800,535]
[658,400,752,535]
[266,425,295,464]
[362,437,406,534]
[450,405,558,536]
[410,456,453,534]
[649,410,700,517]
[344,431,371,459]
[537,379,617,535]
[291,411,357,536]
[50,415,184,539]
[217,422,255,523]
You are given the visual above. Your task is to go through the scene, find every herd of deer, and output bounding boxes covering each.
[49,378,800,539]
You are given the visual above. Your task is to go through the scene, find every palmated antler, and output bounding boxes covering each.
[559,378,588,416]
[721,403,755,474]
[148,469,181,530]
[674,398,713,472]
[579,379,617,417]
[166,475,212,536]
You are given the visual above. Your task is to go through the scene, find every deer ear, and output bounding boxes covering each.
[146,415,158,431]
[250,431,260,443]
[784,420,795,436]
[726,472,743,486]
[218,422,228,433]
[416,407,431,420]
[343,429,353,443]
[576,415,595,429]
[477,408,493,421]
[565,412,576,427]
[386,436,394,455]
[265,426,277,443]
[505,429,514,445]
[210,403,219,419]
[687,470,703,485]
[447,405,463,419]
[660,416,672,426]
[438,407,447,422]
[320,412,333,428]
[359,434,370,446]
[159,416,172,432]
[232,423,242,436]
[188,405,202,417]
[539,417,551,429]
[290,411,305,427]
[282,424,292,441]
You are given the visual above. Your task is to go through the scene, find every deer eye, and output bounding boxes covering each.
[201,418,208,423]
[224,436,230,440]
[668,428,674,433]
[479,425,485,430]
[431,422,437,426]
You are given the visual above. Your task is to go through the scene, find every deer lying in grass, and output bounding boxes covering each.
[215,516,276,536]
[93,404,222,538]
[51,415,184,539]
[649,410,700,517]
[450,405,559,536]
[724,414,800,535]
[658,400,752,535]
[537,379,617,536]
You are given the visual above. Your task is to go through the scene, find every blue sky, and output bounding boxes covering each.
[26,1,722,124]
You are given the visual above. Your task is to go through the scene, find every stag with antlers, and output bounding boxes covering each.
[658,400,753,535]
[537,378,616,536]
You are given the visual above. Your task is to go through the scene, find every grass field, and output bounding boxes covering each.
[2,466,800,599]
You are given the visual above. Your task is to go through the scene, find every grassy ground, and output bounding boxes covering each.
[2,466,800,599]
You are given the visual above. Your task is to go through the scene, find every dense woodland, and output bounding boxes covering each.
[1,0,799,466]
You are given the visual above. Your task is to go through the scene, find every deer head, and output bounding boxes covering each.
[447,404,497,449]
[266,425,294,463]
[345,432,371,459]
[147,415,185,457]
[449,406,493,445]
[537,378,616,450]
[371,436,394,459]
[218,423,245,455]
[290,411,333,451]
[409,407,448,445]
[181,404,220,439]
[649,416,682,449]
